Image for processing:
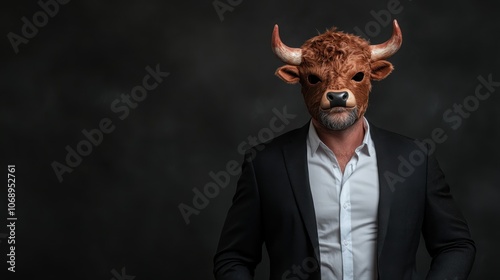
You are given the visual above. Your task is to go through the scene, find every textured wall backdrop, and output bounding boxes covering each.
[1,0,499,279]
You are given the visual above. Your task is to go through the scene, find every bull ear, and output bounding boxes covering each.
[370,60,394,81]
[275,65,300,84]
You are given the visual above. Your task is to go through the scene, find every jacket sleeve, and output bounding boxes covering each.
[213,152,263,280]
[423,154,476,279]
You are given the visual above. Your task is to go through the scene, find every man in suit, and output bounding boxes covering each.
[213,20,475,280]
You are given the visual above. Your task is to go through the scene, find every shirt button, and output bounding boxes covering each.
[342,240,349,248]
[343,202,350,209]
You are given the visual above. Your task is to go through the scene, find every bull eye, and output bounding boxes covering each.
[307,74,321,85]
[352,72,364,82]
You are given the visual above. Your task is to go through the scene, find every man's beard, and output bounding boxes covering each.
[317,107,359,131]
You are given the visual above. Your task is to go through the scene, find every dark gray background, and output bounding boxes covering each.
[1,0,499,279]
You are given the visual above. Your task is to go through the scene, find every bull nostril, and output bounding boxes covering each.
[326,92,348,101]
[326,91,349,108]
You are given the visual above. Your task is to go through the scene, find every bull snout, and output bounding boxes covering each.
[326,91,349,108]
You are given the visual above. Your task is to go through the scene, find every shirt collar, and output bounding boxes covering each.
[307,117,375,157]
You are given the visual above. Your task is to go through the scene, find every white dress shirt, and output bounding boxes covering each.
[307,118,379,280]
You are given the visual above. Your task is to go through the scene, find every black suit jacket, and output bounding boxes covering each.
[214,122,475,280]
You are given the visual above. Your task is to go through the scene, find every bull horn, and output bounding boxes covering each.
[370,19,403,61]
[272,24,302,65]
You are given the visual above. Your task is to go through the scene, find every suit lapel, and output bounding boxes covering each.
[282,122,320,261]
[370,124,397,258]
[281,122,398,261]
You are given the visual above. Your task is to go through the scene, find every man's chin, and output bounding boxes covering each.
[317,107,358,131]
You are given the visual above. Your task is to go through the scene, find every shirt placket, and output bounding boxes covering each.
[338,153,360,280]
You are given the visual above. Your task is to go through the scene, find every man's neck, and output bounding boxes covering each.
[312,117,365,171]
